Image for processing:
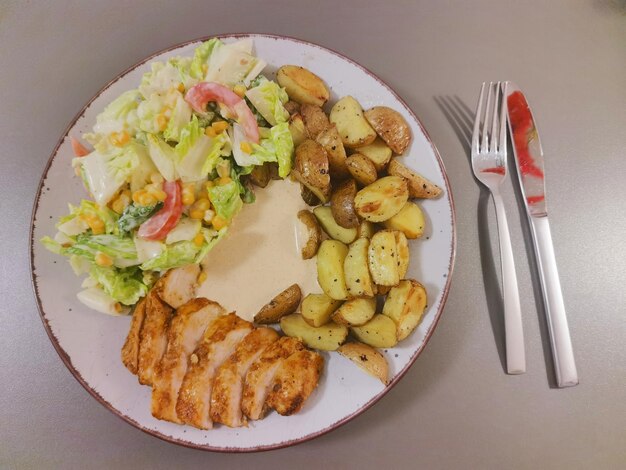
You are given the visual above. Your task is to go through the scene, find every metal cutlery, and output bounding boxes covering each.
[472,81,526,375]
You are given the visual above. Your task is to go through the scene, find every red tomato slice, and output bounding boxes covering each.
[185,82,260,144]
[137,181,183,241]
[70,136,91,157]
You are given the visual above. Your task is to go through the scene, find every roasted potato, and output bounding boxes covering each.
[317,239,350,300]
[344,238,376,298]
[330,179,359,229]
[301,293,343,327]
[382,280,427,341]
[249,163,271,188]
[276,65,330,107]
[346,154,378,186]
[300,184,321,206]
[384,201,425,239]
[289,113,309,147]
[254,284,302,324]
[394,231,410,279]
[376,285,392,295]
[387,159,442,199]
[280,313,348,350]
[364,106,411,154]
[351,314,398,348]
[337,342,389,384]
[357,220,376,239]
[267,162,281,180]
[331,297,376,326]
[313,206,357,245]
[296,210,322,259]
[368,230,400,286]
[354,176,409,222]
[293,139,331,203]
[284,100,301,116]
[355,138,393,171]
[301,104,331,140]
[330,96,377,148]
[316,125,350,179]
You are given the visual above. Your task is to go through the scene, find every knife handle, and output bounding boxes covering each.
[529,216,579,387]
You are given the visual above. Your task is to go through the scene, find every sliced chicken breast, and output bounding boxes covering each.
[151,298,225,423]
[176,313,253,429]
[266,350,324,416]
[121,296,147,375]
[154,264,200,309]
[137,291,173,386]
[241,336,305,421]
[210,328,279,427]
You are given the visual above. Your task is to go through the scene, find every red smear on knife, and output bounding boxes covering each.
[481,167,506,175]
[526,195,545,204]
[507,91,544,179]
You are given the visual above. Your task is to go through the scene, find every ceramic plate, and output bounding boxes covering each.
[30,34,456,452]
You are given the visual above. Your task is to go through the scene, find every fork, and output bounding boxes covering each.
[472,82,525,375]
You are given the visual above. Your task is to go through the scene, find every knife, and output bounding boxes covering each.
[505,82,579,388]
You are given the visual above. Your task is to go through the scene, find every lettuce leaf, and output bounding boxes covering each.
[89,265,148,305]
[245,77,289,126]
[207,180,243,221]
[163,92,193,142]
[250,122,294,178]
[190,38,223,79]
[92,90,141,137]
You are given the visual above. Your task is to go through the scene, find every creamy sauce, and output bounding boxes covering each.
[197,179,319,321]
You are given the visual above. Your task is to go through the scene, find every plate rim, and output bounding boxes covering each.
[29,32,457,453]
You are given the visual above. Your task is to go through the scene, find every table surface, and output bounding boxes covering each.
[2,1,625,468]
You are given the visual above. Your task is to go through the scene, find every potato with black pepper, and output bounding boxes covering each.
[368,230,400,286]
[384,201,425,239]
[330,179,359,229]
[387,159,442,199]
[351,314,398,348]
[331,297,376,327]
[277,65,330,107]
[301,293,343,327]
[317,239,350,300]
[364,106,411,155]
[292,139,331,203]
[338,342,389,384]
[330,96,377,148]
[254,284,302,324]
[346,154,378,186]
[280,313,348,350]
[316,125,350,179]
[354,176,409,222]
[313,206,357,245]
[355,138,393,172]
[382,279,427,341]
[344,238,376,298]
[296,210,322,259]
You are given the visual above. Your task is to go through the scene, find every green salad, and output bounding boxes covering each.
[42,38,294,315]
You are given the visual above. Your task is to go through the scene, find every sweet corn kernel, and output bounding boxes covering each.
[111,191,131,214]
[197,270,207,285]
[114,302,124,313]
[217,176,232,186]
[193,233,205,247]
[205,127,217,137]
[233,84,247,98]
[150,173,164,184]
[81,214,105,235]
[204,180,215,190]
[153,190,167,202]
[212,215,228,230]
[111,130,130,147]
[189,209,205,220]
[191,199,211,212]
[212,121,229,133]
[240,142,252,154]
[156,113,168,131]
[202,64,208,74]
[177,82,185,93]
[203,209,215,224]
[95,252,113,267]
[182,183,196,206]
[132,190,145,204]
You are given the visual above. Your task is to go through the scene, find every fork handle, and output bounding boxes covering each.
[529,215,578,387]
[492,191,526,374]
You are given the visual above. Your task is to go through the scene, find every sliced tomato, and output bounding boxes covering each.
[70,136,91,157]
[137,181,183,241]
[185,82,260,144]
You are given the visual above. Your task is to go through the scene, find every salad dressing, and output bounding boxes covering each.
[197,179,318,321]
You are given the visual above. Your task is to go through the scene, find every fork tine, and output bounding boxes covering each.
[499,82,508,155]
[472,82,486,154]
[481,82,493,152]
[490,82,500,153]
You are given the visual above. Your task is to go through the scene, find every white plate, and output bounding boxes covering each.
[30,34,456,452]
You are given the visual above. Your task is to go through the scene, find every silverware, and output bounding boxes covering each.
[505,82,578,387]
[472,82,526,375]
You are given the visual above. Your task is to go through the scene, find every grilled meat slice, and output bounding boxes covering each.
[137,291,173,386]
[210,328,279,427]
[176,313,253,429]
[154,264,201,309]
[266,350,324,416]
[241,336,305,420]
[151,298,225,423]
[121,296,147,375]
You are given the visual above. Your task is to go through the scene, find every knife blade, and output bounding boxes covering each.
[505,82,579,388]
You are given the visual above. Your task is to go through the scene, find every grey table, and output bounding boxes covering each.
[2,1,625,468]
